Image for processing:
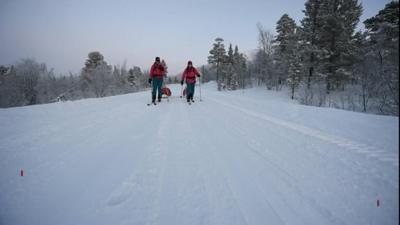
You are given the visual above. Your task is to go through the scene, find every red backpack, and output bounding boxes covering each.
[161,87,171,96]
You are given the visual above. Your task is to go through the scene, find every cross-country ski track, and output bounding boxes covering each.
[0,83,398,225]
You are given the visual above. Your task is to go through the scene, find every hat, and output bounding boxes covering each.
[155,57,160,62]
[188,60,192,65]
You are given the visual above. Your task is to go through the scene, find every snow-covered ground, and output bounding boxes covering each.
[0,83,398,225]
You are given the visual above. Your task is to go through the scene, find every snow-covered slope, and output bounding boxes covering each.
[0,83,398,225]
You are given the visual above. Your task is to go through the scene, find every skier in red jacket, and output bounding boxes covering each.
[181,61,200,103]
[149,57,165,103]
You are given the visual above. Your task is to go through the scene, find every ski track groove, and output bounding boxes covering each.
[142,100,172,225]
[208,97,399,168]
[1,100,147,175]
[144,100,211,225]
[191,136,249,225]
[201,92,397,225]
[179,102,213,225]
[147,101,188,225]
[204,94,384,183]
[166,100,253,225]
[1,85,398,225]
[1,100,156,203]
[195,102,288,225]
[196,101,341,225]
[189,103,259,225]
[101,101,172,225]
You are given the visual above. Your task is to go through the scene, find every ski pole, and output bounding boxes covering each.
[199,76,202,101]
[180,83,183,98]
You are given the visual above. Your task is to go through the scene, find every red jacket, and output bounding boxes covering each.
[150,63,165,78]
[182,67,200,84]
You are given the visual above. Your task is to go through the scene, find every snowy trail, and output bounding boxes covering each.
[207,92,399,167]
[0,84,398,225]
[195,94,396,225]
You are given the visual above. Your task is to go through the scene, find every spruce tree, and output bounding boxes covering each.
[128,68,136,87]
[233,45,246,90]
[276,14,297,54]
[81,51,112,97]
[226,43,234,89]
[318,0,362,93]
[275,14,298,90]
[300,0,323,89]
[362,1,399,114]
[208,38,226,90]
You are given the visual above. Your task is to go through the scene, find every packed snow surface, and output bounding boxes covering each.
[0,83,398,225]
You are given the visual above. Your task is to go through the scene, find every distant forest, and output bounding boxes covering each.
[1,1,398,115]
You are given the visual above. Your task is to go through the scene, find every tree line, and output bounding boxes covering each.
[205,0,398,115]
[1,0,398,115]
[206,39,248,91]
[0,52,168,107]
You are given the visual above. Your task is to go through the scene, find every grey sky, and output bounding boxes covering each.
[0,0,391,75]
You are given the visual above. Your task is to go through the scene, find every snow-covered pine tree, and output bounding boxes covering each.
[111,65,121,95]
[287,42,303,100]
[225,43,235,90]
[351,31,377,112]
[129,66,144,90]
[219,54,230,90]
[208,37,226,91]
[92,64,112,97]
[1,59,46,106]
[128,68,136,87]
[81,52,103,95]
[82,52,106,79]
[0,65,12,105]
[81,51,112,97]
[362,1,399,115]
[275,14,298,91]
[276,14,297,54]
[233,45,246,90]
[318,0,362,93]
[118,62,130,93]
[299,0,323,89]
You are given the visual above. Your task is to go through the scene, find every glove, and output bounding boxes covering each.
[197,74,200,77]
[180,80,184,85]
[148,78,152,84]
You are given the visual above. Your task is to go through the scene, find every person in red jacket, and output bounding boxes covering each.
[181,61,200,103]
[149,57,165,103]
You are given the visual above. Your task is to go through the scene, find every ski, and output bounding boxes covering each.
[147,102,157,106]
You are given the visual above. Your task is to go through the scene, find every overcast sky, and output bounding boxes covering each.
[0,0,391,75]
